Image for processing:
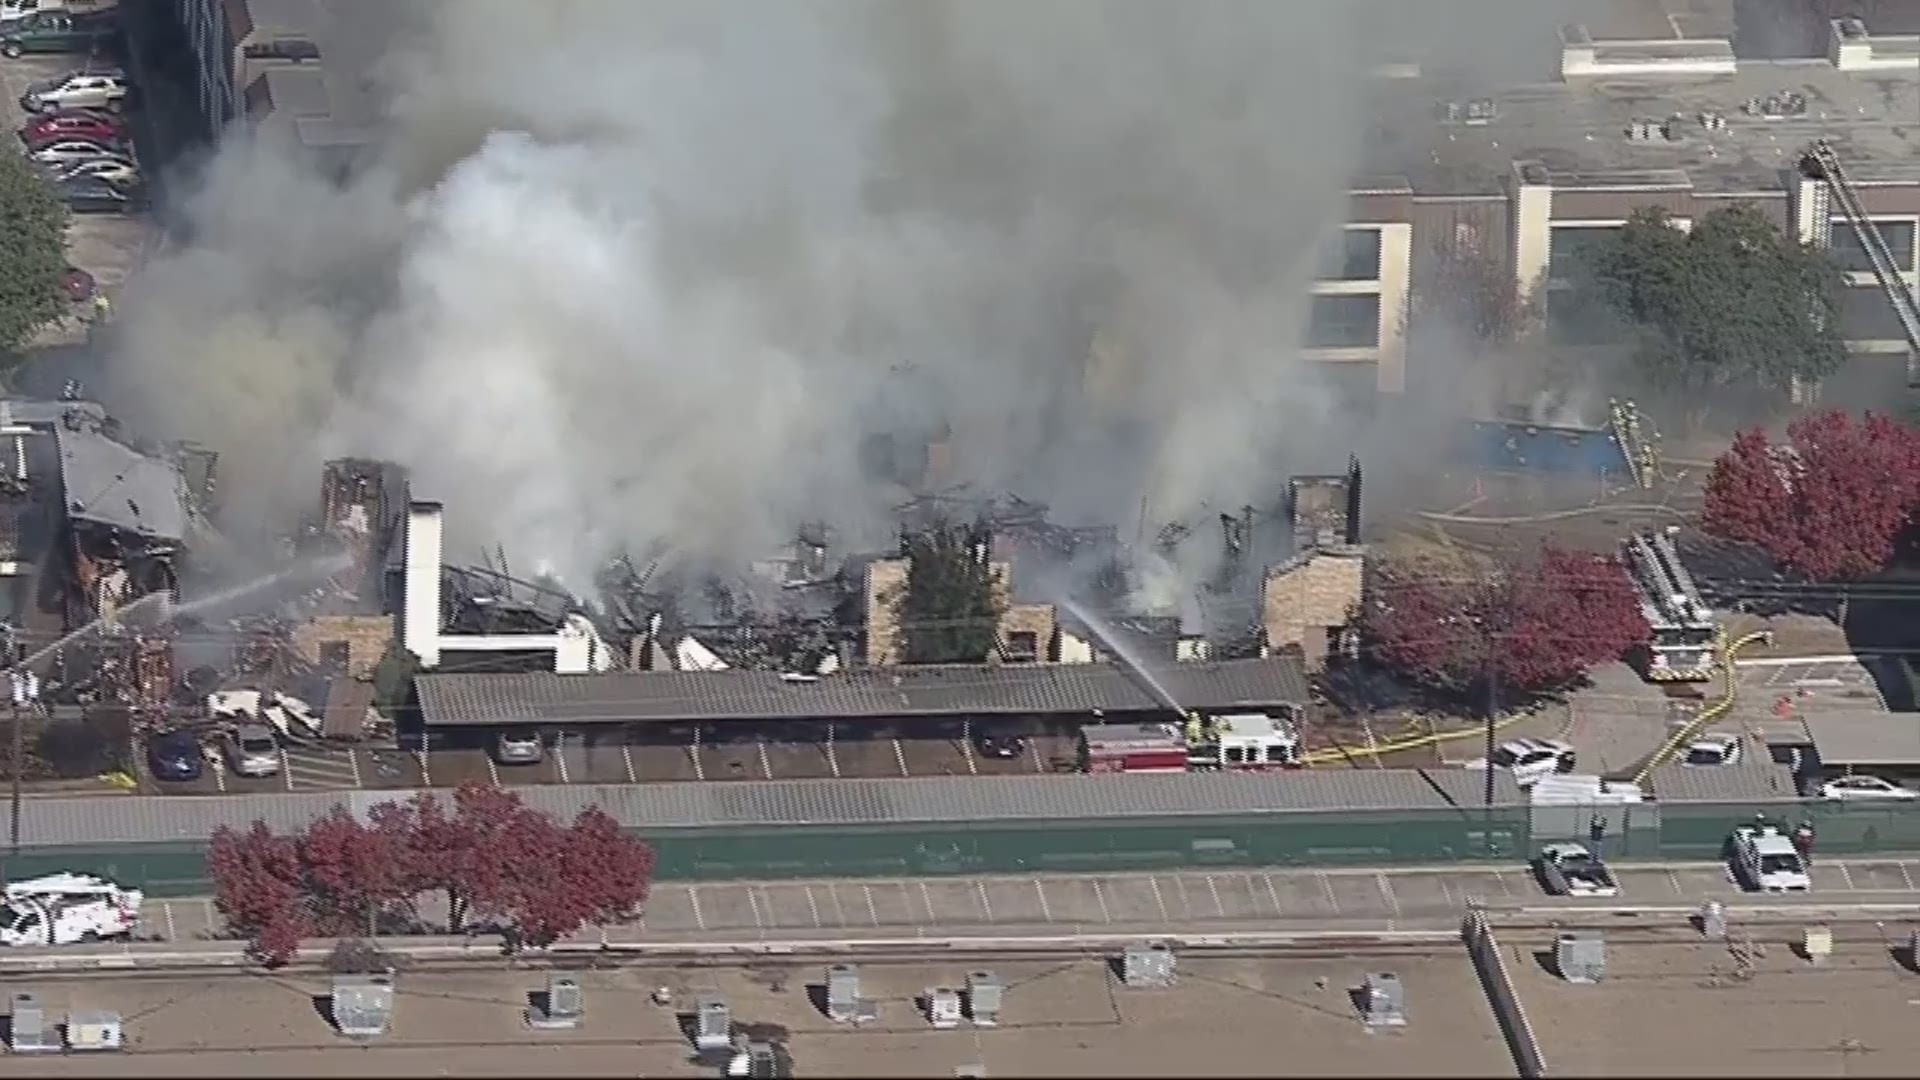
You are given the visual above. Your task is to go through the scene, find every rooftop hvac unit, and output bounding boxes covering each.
[1700,899,1728,940]
[330,972,394,1038]
[1803,925,1833,965]
[694,996,733,1052]
[1360,973,1407,1027]
[1555,932,1607,983]
[926,987,962,1029]
[966,970,1002,1026]
[64,1010,124,1052]
[528,974,583,1030]
[6,992,56,1054]
[825,964,876,1024]
[1122,943,1177,988]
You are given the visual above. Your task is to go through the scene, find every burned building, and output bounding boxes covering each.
[53,407,193,628]
[1284,456,1364,552]
[280,458,411,678]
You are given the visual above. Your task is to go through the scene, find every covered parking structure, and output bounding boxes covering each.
[1802,708,1920,781]
[412,656,1311,781]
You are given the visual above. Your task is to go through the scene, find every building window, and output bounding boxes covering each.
[318,641,351,667]
[1004,631,1039,662]
[1306,294,1381,348]
[1829,217,1918,276]
[1315,228,1383,281]
[1545,289,1622,346]
[243,39,323,63]
[1839,284,1916,341]
[1547,225,1622,286]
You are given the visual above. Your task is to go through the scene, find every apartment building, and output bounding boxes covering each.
[1318,6,1920,395]
[173,0,373,166]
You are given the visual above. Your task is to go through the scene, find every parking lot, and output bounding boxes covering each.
[125,854,1920,945]
[0,47,156,352]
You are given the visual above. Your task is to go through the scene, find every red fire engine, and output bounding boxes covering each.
[1079,711,1301,774]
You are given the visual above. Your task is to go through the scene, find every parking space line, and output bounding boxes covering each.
[756,737,772,779]
[202,899,214,937]
[280,748,293,792]
[418,748,432,787]
[555,735,571,785]
[1667,870,1684,895]
[804,885,821,927]
[1035,880,1052,922]
[348,748,363,788]
[1495,872,1515,897]
[621,743,636,784]
[1263,872,1282,914]
[1437,876,1453,906]
[863,884,879,926]
[689,887,706,930]
[747,887,764,932]
[977,880,994,921]
[1320,873,1339,912]
[826,885,847,926]
[486,750,500,787]
[891,737,909,777]
[1902,862,1915,891]
[826,723,840,779]
[1842,862,1858,890]
[1150,876,1168,921]
[1028,737,1044,773]
[162,902,175,942]
[962,719,977,776]
[1376,872,1400,916]
[1204,874,1224,918]
[1243,874,1261,915]
[1093,879,1111,923]
[917,881,934,923]
[690,726,706,781]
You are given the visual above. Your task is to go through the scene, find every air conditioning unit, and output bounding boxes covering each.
[1360,973,1407,1027]
[6,992,56,1054]
[1122,943,1176,988]
[966,970,1002,1026]
[529,974,583,1029]
[925,987,962,1029]
[1555,931,1607,983]
[65,1010,124,1052]
[695,996,733,1052]
[330,973,394,1038]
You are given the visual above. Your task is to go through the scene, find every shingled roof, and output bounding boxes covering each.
[415,655,1310,727]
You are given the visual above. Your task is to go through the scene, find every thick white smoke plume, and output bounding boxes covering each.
[107,0,1418,584]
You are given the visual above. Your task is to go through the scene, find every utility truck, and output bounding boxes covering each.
[1535,843,1620,897]
[0,872,143,946]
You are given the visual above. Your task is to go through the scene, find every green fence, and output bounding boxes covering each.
[14,799,1920,899]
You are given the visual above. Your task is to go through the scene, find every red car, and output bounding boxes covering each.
[19,111,124,148]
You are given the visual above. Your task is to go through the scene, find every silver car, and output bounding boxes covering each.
[224,722,281,778]
[22,70,126,113]
[27,137,115,167]
[492,730,544,766]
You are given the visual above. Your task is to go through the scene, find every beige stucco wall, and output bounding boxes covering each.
[291,614,394,679]
[1261,548,1365,671]
[865,556,1054,665]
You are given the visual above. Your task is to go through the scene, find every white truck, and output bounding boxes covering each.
[1731,826,1811,893]
[0,872,143,946]
[1464,738,1577,789]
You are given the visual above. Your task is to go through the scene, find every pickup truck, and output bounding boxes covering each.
[1535,842,1620,897]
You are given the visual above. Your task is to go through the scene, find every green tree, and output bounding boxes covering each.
[0,151,69,365]
[371,643,423,718]
[895,519,1003,664]
[1584,205,1847,393]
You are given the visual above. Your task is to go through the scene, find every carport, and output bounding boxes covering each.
[412,655,1310,784]
[1802,709,1920,779]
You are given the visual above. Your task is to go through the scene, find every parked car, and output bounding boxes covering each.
[221,722,281,778]
[27,136,115,166]
[1682,734,1742,768]
[1,1,120,25]
[0,10,118,57]
[49,154,136,185]
[19,69,127,113]
[56,173,141,213]
[20,110,123,146]
[974,731,1027,759]
[1463,738,1577,789]
[493,730,544,765]
[1535,842,1620,897]
[1730,824,1811,892]
[1819,775,1919,801]
[145,731,203,782]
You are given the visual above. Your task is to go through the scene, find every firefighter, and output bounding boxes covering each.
[1183,711,1203,746]
[1792,820,1816,866]
[91,292,112,325]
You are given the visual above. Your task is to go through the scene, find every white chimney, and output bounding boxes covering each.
[402,501,444,668]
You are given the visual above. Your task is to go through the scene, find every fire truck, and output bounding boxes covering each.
[1079,711,1301,774]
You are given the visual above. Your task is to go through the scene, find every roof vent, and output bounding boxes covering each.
[693,996,732,1051]
[528,974,583,1030]
[1555,931,1607,983]
[1436,98,1498,125]
[1121,942,1177,988]
[1359,972,1407,1026]
[329,973,395,1038]
[7,992,55,1053]
[966,971,1003,1026]
[1744,92,1808,119]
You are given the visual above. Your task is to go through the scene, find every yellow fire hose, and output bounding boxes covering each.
[1630,628,1773,786]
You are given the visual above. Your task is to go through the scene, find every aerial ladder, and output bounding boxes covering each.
[1800,140,1920,387]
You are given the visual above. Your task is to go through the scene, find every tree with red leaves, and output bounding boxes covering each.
[1703,410,1920,581]
[206,783,656,963]
[208,821,308,966]
[1361,545,1650,697]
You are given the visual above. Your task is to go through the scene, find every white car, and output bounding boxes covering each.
[1819,775,1918,801]
[52,155,136,185]
[1464,738,1576,788]
[1682,734,1741,768]
[222,722,281,778]
[27,137,115,167]
[0,872,143,946]
[1,0,116,23]
[21,70,127,114]
[1731,826,1810,893]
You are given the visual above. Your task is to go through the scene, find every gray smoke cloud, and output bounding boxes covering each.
[102,0,1580,588]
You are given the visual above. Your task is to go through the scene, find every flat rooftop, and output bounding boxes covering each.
[1574,0,1737,42]
[1365,59,1920,194]
[1511,931,1919,1076]
[5,951,1512,1077]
